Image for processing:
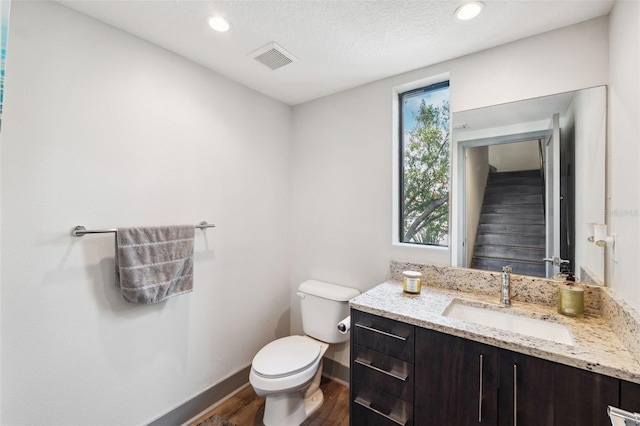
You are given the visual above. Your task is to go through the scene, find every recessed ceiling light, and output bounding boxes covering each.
[208,16,231,32]
[454,2,485,21]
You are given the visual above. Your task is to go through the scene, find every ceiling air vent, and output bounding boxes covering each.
[250,42,298,70]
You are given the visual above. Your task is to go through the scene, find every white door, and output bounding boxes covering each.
[545,114,561,277]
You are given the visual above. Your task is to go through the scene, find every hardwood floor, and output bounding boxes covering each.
[190,377,350,426]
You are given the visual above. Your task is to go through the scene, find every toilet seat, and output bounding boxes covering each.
[252,336,321,378]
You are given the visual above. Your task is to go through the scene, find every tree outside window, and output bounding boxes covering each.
[400,82,450,246]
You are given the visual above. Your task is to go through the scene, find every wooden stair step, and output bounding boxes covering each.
[486,176,543,187]
[470,257,546,277]
[477,223,545,235]
[483,194,543,205]
[475,233,545,248]
[488,170,540,179]
[485,185,543,196]
[473,245,546,262]
[482,204,544,215]
[480,213,544,225]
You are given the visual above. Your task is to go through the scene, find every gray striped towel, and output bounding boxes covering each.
[115,225,195,304]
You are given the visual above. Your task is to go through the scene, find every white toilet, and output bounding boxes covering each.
[249,280,360,426]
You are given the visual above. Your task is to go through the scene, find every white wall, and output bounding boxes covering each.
[290,85,393,364]
[291,16,609,366]
[0,2,292,425]
[488,140,540,172]
[465,146,489,266]
[567,87,607,284]
[607,0,640,308]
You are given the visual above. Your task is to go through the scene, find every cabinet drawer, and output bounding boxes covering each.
[351,309,414,362]
[353,344,413,402]
[352,380,413,426]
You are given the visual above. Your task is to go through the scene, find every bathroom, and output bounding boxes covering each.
[0,1,638,425]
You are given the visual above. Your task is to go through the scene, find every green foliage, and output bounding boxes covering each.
[402,99,450,244]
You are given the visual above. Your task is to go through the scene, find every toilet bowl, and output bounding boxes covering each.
[249,335,329,426]
[249,280,360,426]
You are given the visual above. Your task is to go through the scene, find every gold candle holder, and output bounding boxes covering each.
[558,284,584,317]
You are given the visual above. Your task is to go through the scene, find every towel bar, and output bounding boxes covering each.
[71,221,215,237]
[608,406,640,425]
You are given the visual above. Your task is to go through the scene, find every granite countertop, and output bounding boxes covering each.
[350,280,640,384]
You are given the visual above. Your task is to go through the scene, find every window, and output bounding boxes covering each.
[399,81,450,246]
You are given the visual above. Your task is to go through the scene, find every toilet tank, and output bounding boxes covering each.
[297,280,360,344]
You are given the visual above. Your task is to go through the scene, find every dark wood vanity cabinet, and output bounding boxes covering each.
[351,308,636,426]
[416,329,618,426]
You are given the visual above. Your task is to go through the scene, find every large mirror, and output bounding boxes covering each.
[452,86,606,284]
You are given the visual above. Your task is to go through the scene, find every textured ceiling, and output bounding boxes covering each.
[57,0,614,106]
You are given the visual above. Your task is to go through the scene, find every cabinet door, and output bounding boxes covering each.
[499,351,555,426]
[553,363,619,426]
[415,328,498,425]
[620,380,640,413]
[499,350,618,426]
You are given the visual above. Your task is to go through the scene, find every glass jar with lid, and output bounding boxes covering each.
[402,270,422,294]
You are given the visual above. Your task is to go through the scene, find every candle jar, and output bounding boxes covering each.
[402,271,422,294]
[558,284,584,317]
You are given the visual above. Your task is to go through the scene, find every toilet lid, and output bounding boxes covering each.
[252,336,321,378]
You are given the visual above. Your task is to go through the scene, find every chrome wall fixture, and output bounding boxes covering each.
[608,406,640,425]
[587,223,615,248]
[587,223,617,262]
[71,221,215,237]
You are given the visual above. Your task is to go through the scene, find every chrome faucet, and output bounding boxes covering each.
[501,265,512,305]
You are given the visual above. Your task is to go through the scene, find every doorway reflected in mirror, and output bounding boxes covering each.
[453,86,606,284]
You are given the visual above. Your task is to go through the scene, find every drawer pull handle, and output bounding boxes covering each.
[354,358,408,382]
[478,354,483,423]
[514,364,518,426]
[354,396,407,426]
[355,323,407,341]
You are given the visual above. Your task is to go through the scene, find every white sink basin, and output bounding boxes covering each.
[443,301,574,346]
